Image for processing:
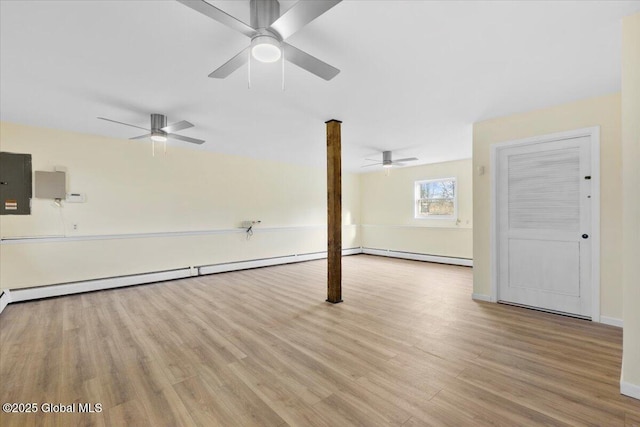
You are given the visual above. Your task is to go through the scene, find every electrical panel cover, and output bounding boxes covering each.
[0,152,32,215]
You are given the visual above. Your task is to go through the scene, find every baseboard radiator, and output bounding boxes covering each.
[1,248,360,313]
[0,247,472,314]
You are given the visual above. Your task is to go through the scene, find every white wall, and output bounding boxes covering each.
[621,12,640,398]
[0,122,360,290]
[472,93,623,320]
[359,159,472,259]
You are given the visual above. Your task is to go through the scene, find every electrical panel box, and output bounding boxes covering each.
[35,171,66,199]
[0,152,32,215]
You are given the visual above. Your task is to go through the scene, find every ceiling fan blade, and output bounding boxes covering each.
[392,162,406,167]
[176,0,256,38]
[209,46,250,78]
[364,158,380,162]
[162,120,193,133]
[169,133,205,145]
[394,157,418,162]
[269,0,341,41]
[282,43,339,81]
[361,163,382,168]
[98,117,149,132]
[130,134,152,140]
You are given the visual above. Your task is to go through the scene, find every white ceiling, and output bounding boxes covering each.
[1,1,638,172]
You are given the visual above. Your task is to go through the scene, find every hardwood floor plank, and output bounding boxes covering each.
[626,410,640,427]
[311,391,399,426]
[431,380,572,426]
[103,399,151,427]
[126,359,197,427]
[472,349,640,414]
[457,362,626,425]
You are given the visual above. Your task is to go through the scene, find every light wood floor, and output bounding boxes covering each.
[1,255,638,426]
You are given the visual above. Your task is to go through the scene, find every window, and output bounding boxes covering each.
[415,178,457,219]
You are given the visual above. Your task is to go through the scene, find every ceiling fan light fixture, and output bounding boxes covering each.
[382,163,393,169]
[150,133,167,143]
[251,35,281,63]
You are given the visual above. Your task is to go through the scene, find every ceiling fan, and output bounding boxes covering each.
[362,151,419,168]
[177,0,341,81]
[98,113,205,145]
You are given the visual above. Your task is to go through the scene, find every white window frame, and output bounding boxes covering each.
[414,177,458,220]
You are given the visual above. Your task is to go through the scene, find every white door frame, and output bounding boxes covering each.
[490,126,600,322]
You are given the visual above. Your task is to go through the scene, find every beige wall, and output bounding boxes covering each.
[0,122,361,289]
[359,159,472,259]
[472,93,623,319]
[621,12,640,395]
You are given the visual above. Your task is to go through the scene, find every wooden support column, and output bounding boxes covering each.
[326,119,343,304]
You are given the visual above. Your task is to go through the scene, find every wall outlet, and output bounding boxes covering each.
[72,224,78,231]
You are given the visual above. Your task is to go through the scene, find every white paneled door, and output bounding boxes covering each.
[496,134,596,318]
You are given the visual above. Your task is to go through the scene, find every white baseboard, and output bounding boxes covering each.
[472,293,494,302]
[342,248,364,256]
[1,248,363,308]
[600,316,623,328]
[0,290,12,315]
[199,248,362,275]
[8,268,193,303]
[621,380,640,400]
[362,248,473,267]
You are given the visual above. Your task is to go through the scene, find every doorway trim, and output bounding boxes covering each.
[490,126,600,322]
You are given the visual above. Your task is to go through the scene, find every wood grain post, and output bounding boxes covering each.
[326,119,343,304]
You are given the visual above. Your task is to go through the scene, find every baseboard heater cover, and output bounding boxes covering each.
[362,248,473,267]
[0,290,11,315]
[0,248,363,311]
[1,247,470,311]
[199,248,362,275]
[7,268,193,303]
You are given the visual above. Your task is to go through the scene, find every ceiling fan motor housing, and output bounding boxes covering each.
[383,150,393,167]
[250,0,280,30]
[150,113,168,139]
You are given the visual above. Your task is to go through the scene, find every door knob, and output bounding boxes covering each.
[582,234,589,239]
